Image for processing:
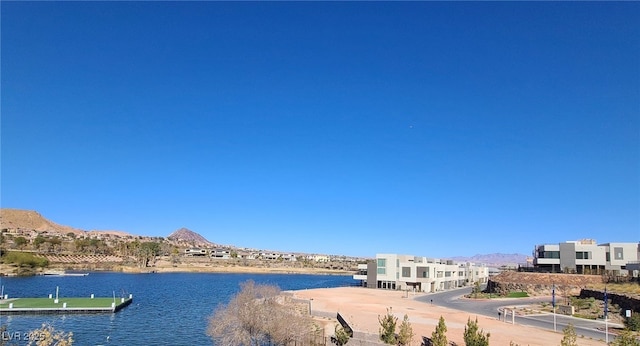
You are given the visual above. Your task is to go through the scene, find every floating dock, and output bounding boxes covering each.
[0,295,133,315]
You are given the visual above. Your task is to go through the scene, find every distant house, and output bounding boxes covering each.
[184,248,207,256]
[210,249,231,259]
[260,252,280,260]
[281,254,297,262]
[309,254,330,262]
[237,251,256,260]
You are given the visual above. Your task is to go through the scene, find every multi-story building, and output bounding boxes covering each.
[353,254,489,293]
[533,239,640,275]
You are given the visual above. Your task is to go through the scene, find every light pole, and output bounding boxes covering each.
[309,298,313,315]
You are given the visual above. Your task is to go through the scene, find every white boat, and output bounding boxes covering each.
[42,270,89,277]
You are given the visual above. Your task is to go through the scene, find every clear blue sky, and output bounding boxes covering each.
[2,2,638,258]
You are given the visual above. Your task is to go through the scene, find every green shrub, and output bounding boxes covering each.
[625,311,640,331]
[1,251,49,268]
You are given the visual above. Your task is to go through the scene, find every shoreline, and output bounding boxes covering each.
[1,263,354,277]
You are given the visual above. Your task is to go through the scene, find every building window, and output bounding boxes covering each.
[417,266,429,278]
[539,251,560,259]
[402,267,411,278]
[576,252,591,260]
[377,258,386,267]
[377,268,386,275]
[606,252,610,261]
[614,247,623,260]
[445,271,451,277]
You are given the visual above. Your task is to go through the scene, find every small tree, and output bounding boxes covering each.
[397,314,414,346]
[431,316,448,346]
[378,307,397,344]
[560,323,577,346]
[334,324,350,346]
[463,317,490,346]
[14,236,28,249]
[625,312,640,331]
[611,329,640,346]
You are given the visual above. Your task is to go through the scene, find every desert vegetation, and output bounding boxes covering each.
[207,281,318,346]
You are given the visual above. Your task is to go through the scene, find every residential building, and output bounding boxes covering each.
[210,248,231,259]
[353,254,489,293]
[184,248,207,256]
[533,239,640,275]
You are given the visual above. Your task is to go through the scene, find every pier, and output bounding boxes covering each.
[0,295,133,315]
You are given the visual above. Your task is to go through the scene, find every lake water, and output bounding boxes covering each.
[0,272,357,345]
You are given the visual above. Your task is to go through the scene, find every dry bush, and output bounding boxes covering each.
[207,280,313,346]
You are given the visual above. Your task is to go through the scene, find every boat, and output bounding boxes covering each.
[42,270,89,277]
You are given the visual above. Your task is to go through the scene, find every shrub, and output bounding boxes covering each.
[560,323,577,346]
[397,314,414,346]
[431,316,448,346]
[1,251,49,268]
[463,317,490,346]
[625,311,640,332]
[378,307,397,344]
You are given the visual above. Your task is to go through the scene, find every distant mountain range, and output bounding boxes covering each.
[449,253,530,266]
[1,208,528,263]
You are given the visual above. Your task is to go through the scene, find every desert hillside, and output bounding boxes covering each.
[0,208,129,237]
[0,209,83,235]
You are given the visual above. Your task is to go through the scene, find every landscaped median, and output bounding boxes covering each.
[0,296,133,314]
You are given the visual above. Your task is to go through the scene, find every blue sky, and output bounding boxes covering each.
[2,2,638,258]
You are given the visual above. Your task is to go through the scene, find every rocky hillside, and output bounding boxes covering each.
[167,227,214,247]
[0,209,83,235]
[487,271,604,296]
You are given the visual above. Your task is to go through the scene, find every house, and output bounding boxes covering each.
[210,248,231,259]
[184,248,207,256]
[353,254,489,293]
[533,239,640,275]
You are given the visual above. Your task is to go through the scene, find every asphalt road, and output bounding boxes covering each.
[414,287,623,344]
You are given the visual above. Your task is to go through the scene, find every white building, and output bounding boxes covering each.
[533,239,640,275]
[354,254,489,293]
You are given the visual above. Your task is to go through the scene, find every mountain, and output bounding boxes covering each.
[449,253,529,266]
[167,227,214,247]
[0,208,83,235]
[0,208,131,237]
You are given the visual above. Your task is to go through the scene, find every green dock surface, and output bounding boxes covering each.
[0,297,132,314]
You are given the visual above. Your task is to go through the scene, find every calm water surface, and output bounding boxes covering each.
[0,272,356,345]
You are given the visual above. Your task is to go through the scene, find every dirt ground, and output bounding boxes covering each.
[291,287,608,346]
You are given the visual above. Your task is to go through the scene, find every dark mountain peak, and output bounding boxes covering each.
[167,227,214,246]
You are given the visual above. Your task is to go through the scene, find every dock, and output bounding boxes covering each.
[0,296,133,315]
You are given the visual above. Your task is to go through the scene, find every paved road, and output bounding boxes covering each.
[415,287,622,343]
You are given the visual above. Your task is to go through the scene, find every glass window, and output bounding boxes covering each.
[402,267,411,277]
[377,268,386,275]
[377,258,386,267]
[614,247,623,260]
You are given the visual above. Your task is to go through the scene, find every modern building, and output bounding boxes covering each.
[533,239,640,275]
[184,248,208,256]
[353,254,489,293]
[210,248,231,259]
